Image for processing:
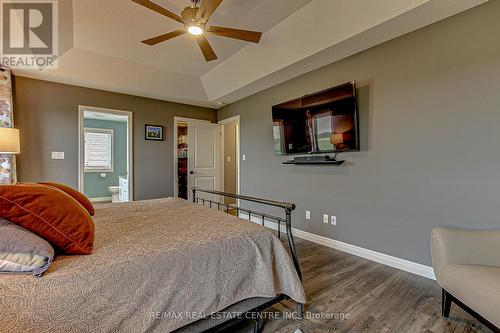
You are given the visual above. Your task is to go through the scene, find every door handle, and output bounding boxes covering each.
[189,171,196,175]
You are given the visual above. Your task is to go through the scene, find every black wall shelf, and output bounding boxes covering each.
[283,159,345,165]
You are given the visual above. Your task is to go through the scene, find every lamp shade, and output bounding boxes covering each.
[0,128,20,154]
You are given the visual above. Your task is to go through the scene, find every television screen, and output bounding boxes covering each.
[272,81,359,155]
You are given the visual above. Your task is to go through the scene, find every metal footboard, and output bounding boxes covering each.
[191,187,304,325]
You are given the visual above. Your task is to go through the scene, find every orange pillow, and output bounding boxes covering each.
[0,184,95,255]
[39,182,95,216]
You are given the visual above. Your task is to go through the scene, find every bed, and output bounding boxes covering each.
[0,189,305,333]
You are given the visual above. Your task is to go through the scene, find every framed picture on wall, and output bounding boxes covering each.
[145,124,164,141]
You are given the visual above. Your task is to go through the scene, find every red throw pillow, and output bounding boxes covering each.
[0,184,95,255]
[39,182,95,216]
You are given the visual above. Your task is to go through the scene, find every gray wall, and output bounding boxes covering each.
[83,118,128,199]
[13,77,216,200]
[218,0,500,266]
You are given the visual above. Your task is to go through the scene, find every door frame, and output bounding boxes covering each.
[218,115,241,197]
[173,116,211,198]
[78,105,134,201]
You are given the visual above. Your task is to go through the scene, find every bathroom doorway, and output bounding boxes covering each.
[78,106,133,203]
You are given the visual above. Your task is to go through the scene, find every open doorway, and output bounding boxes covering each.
[174,117,220,201]
[176,121,188,199]
[219,116,240,204]
[78,106,133,203]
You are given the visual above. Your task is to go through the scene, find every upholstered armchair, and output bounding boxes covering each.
[431,227,500,332]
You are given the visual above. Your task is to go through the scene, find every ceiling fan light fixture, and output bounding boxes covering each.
[133,0,262,62]
[187,25,203,35]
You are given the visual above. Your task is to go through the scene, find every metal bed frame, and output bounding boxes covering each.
[191,187,304,332]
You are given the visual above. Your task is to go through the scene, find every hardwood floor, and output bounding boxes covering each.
[242,238,491,333]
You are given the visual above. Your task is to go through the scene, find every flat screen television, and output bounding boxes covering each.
[272,81,359,155]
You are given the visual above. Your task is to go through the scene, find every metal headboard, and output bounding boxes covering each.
[191,187,303,282]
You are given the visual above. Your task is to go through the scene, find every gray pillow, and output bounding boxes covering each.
[0,218,54,276]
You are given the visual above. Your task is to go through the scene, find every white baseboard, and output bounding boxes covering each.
[90,197,112,203]
[240,213,436,280]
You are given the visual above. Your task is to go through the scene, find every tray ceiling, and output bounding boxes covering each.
[13,0,488,108]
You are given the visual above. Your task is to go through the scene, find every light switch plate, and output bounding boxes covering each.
[331,216,337,225]
[305,210,311,220]
[323,214,329,224]
[51,152,64,160]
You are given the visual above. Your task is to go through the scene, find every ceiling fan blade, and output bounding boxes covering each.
[132,0,184,24]
[207,26,262,43]
[196,0,223,23]
[141,29,186,45]
[195,35,217,61]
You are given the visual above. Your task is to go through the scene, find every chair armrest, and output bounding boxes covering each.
[431,227,500,278]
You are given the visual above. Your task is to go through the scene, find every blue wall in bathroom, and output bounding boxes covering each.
[83,119,127,199]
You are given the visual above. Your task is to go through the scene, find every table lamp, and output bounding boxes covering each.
[0,128,20,154]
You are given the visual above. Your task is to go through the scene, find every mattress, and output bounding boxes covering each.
[0,198,305,333]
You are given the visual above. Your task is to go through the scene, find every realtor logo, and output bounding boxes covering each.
[1,0,58,69]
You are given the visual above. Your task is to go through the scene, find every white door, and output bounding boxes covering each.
[188,122,221,202]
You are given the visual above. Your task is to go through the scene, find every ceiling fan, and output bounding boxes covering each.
[132,0,263,62]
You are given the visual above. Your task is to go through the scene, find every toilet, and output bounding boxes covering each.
[108,186,120,203]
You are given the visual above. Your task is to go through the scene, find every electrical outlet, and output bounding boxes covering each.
[51,152,64,160]
[242,154,246,161]
[323,214,329,224]
[305,210,311,220]
[331,215,337,225]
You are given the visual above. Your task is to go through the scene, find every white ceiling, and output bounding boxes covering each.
[14,0,488,108]
[73,0,313,76]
